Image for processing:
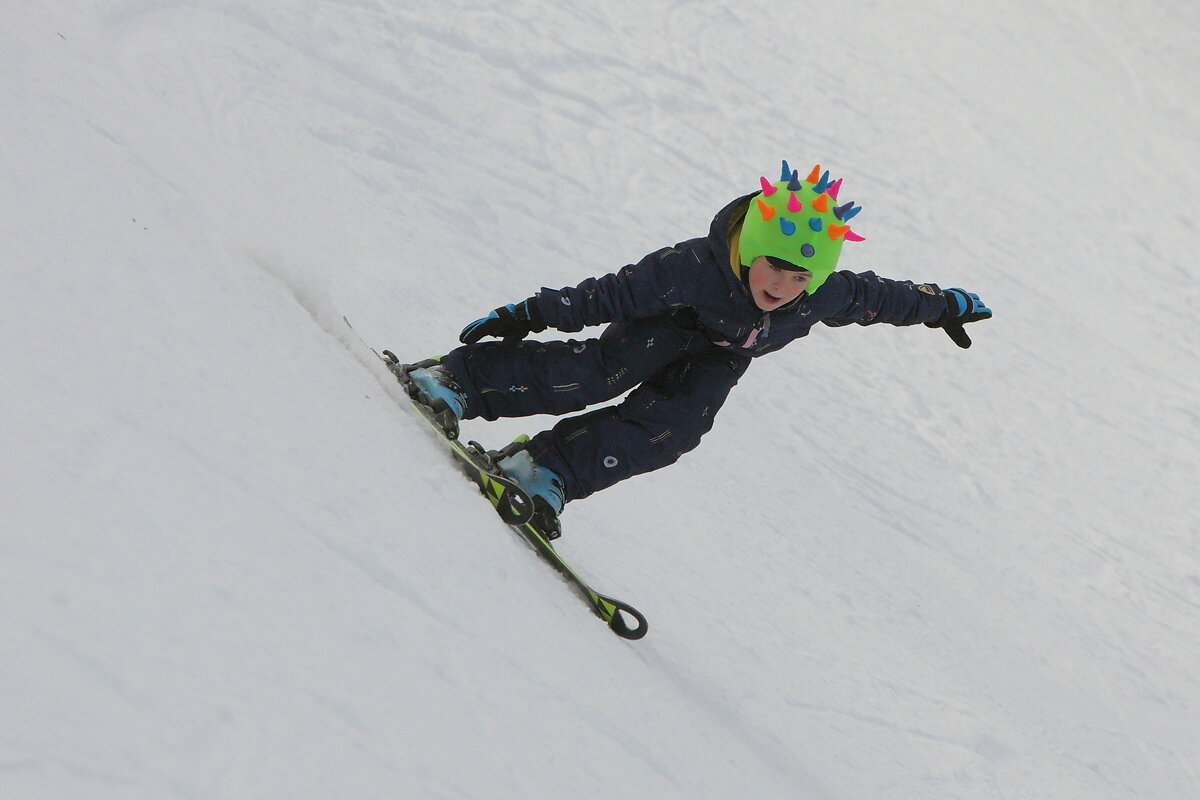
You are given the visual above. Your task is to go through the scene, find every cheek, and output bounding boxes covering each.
[748,269,768,293]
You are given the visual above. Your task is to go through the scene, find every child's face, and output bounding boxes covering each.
[747,256,812,311]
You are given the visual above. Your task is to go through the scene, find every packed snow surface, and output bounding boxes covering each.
[3,1,1198,798]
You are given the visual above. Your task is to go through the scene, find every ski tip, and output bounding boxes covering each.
[609,605,648,640]
[598,594,648,640]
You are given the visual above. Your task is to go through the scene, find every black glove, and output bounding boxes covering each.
[459,297,546,344]
[926,287,992,349]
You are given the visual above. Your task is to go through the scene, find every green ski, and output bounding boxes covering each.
[379,349,648,640]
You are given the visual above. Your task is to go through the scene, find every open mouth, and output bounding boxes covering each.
[763,290,782,303]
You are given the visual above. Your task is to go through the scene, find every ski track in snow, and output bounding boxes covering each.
[3,1,1199,798]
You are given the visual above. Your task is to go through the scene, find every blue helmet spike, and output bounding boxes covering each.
[843,204,863,222]
[786,169,802,191]
[814,170,831,193]
[780,160,792,182]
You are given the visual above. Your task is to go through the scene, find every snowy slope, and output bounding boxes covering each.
[3,1,1199,798]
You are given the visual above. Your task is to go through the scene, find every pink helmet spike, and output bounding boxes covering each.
[759,176,778,196]
[827,178,843,200]
[844,230,866,242]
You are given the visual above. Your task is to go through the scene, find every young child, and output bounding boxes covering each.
[408,161,991,529]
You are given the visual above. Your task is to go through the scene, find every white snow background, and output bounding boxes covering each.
[3,1,1199,798]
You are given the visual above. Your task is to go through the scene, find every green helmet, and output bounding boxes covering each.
[737,160,865,294]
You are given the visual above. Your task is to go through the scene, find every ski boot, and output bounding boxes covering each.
[403,358,468,439]
[492,436,565,540]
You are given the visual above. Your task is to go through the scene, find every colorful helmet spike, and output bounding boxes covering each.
[814,170,831,194]
[737,160,867,295]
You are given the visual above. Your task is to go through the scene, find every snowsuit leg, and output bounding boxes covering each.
[443,312,698,421]
[526,345,749,502]
[442,313,750,504]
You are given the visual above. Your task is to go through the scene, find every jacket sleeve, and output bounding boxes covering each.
[817,270,947,328]
[532,245,702,333]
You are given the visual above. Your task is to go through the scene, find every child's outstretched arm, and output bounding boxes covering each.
[458,246,698,343]
[820,270,992,348]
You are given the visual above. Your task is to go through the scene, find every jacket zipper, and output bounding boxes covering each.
[742,313,770,348]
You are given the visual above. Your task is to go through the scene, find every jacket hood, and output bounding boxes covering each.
[707,193,755,283]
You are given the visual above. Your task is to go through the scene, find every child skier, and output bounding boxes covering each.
[407,161,991,531]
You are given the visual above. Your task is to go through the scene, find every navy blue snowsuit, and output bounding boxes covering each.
[443,193,947,504]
